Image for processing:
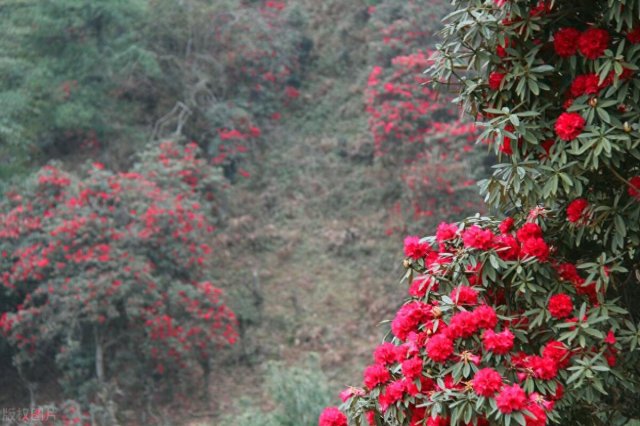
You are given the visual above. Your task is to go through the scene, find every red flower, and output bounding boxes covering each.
[500,137,513,155]
[497,39,511,58]
[528,355,559,380]
[530,1,551,16]
[541,139,555,157]
[408,275,437,298]
[553,28,581,57]
[516,223,543,241]
[450,286,478,305]
[520,237,549,261]
[426,417,450,426]
[363,364,390,389]
[548,293,574,319]
[627,27,640,44]
[566,198,589,223]
[482,329,514,354]
[474,305,498,329]
[339,387,364,402]
[555,112,585,141]
[525,403,547,426]
[543,340,571,368]
[404,236,430,260]
[401,357,423,380]
[489,72,506,90]
[365,411,376,425]
[391,301,432,340]
[374,342,398,365]
[499,217,514,234]
[495,234,520,260]
[628,176,640,200]
[436,222,458,242]
[319,407,347,426]
[556,262,581,283]
[570,74,601,98]
[578,28,610,59]
[462,225,494,250]
[426,334,454,362]
[496,384,527,413]
[472,368,503,396]
[395,345,410,363]
[285,85,300,99]
[379,380,406,411]
[447,311,479,339]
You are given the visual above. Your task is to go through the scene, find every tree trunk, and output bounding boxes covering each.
[95,327,105,386]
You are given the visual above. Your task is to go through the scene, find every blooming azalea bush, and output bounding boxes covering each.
[322,0,640,425]
[0,141,237,405]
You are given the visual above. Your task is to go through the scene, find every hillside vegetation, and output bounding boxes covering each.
[0,1,486,424]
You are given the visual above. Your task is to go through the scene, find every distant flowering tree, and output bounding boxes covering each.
[0,141,237,404]
[171,0,309,163]
[365,1,486,231]
[322,0,640,425]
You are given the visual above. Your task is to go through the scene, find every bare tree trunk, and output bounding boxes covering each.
[16,364,37,409]
[95,327,105,386]
[201,357,211,402]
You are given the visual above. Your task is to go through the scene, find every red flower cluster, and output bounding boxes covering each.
[472,368,503,396]
[578,28,610,59]
[628,176,640,200]
[462,225,494,250]
[556,262,599,303]
[483,329,515,354]
[318,407,347,426]
[554,27,609,59]
[391,301,433,340]
[330,216,616,424]
[404,236,431,260]
[570,74,601,98]
[555,112,585,141]
[426,334,454,362]
[566,198,589,223]
[553,28,581,57]
[548,293,574,319]
[496,384,527,413]
[489,72,506,90]
[436,222,459,242]
[627,27,640,44]
[450,285,478,305]
[363,363,391,389]
[365,43,481,228]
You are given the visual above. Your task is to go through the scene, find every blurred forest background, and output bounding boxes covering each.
[0,0,490,424]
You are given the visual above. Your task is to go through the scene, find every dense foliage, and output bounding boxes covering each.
[0,0,310,184]
[0,0,158,168]
[220,355,333,426]
[323,0,640,425]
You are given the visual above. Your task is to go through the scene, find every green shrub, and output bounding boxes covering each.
[220,354,332,426]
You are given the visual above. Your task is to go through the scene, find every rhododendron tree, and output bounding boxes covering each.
[0,141,237,405]
[324,0,640,425]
